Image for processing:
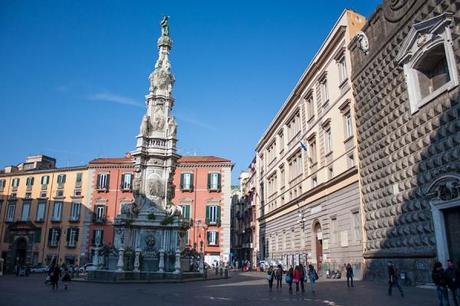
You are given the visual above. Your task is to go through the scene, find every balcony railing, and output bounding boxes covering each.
[57,182,65,189]
[41,184,48,191]
[26,185,33,192]
[92,214,107,224]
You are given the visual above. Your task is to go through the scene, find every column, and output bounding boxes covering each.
[134,248,141,272]
[158,249,165,273]
[174,249,181,274]
[117,248,124,272]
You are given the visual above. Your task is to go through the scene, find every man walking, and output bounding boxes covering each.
[388,261,404,297]
[346,263,354,288]
[446,259,458,306]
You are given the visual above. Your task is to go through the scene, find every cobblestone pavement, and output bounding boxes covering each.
[0,271,439,306]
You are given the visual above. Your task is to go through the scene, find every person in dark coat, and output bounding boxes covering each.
[387,261,404,297]
[445,260,458,306]
[433,261,451,306]
[346,263,354,288]
[51,265,61,290]
[62,269,71,290]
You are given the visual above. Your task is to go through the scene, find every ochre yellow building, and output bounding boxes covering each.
[0,155,89,271]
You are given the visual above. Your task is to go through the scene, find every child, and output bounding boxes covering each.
[62,269,71,290]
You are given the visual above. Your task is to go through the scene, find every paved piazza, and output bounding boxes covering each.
[0,272,438,306]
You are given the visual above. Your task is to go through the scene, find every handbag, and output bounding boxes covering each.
[266,273,273,281]
[285,274,292,283]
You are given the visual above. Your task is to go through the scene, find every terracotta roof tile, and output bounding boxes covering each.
[89,157,134,165]
[177,156,231,163]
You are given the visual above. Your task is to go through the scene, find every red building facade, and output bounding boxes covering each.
[87,156,232,265]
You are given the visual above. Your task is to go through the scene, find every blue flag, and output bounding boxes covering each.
[299,141,307,151]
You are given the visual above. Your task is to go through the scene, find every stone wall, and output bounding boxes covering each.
[350,0,460,284]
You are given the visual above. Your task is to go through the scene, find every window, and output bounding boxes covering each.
[26,177,34,187]
[330,217,337,244]
[308,138,317,165]
[328,166,334,179]
[278,131,285,153]
[312,176,318,188]
[12,178,20,188]
[21,201,31,221]
[96,173,109,190]
[306,93,315,121]
[279,165,285,189]
[324,126,332,154]
[66,228,79,247]
[48,228,61,247]
[397,13,458,113]
[338,56,348,83]
[206,205,221,225]
[180,173,193,191]
[51,201,62,221]
[319,77,329,104]
[207,231,219,246]
[6,203,16,222]
[75,173,83,188]
[41,175,50,185]
[93,229,104,246]
[120,173,132,190]
[288,151,302,182]
[180,204,191,220]
[287,111,301,142]
[36,201,46,222]
[208,173,221,191]
[57,174,66,184]
[70,202,81,222]
[353,211,361,241]
[94,205,106,223]
[347,153,355,168]
[0,179,5,190]
[344,112,353,138]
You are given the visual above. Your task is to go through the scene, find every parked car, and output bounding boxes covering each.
[30,264,48,273]
[78,263,96,273]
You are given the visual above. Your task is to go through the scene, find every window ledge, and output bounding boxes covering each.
[413,81,459,114]
[325,151,333,158]
[343,135,354,143]
[309,162,318,169]
[338,78,349,89]
[307,116,315,124]
[322,99,330,107]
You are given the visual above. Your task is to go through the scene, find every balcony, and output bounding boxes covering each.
[48,241,59,248]
[11,186,18,192]
[69,216,80,223]
[92,214,107,224]
[57,182,65,190]
[66,241,77,248]
[51,217,61,223]
[96,185,109,192]
[72,189,82,197]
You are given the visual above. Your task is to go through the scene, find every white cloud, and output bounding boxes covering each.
[87,91,143,108]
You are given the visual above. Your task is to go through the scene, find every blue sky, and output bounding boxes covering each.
[0,0,381,184]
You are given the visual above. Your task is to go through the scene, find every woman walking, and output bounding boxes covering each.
[299,264,306,292]
[286,267,294,293]
[293,265,304,293]
[346,263,354,287]
[267,266,275,290]
[307,264,319,293]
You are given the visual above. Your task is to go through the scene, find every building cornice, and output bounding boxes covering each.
[0,166,88,178]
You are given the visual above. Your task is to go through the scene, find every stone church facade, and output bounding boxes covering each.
[350,0,460,284]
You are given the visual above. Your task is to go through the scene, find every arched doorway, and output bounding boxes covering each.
[313,222,323,271]
[14,237,27,266]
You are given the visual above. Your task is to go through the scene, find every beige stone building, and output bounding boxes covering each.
[256,10,366,276]
[0,155,89,271]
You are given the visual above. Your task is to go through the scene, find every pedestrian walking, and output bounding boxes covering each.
[293,265,302,292]
[62,269,71,290]
[275,264,283,289]
[433,261,450,306]
[51,264,61,290]
[307,264,319,293]
[446,259,459,306]
[267,266,275,290]
[387,261,404,297]
[299,264,306,292]
[346,263,354,288]
[286,267,294,293]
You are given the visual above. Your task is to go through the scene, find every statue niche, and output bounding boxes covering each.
[150,105,166,131]
[147,173,165,204]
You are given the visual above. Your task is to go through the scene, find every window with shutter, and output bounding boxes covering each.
[208,173,220,191]
[205,206,210,224]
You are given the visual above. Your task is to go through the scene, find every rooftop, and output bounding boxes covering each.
[177,156,232,164]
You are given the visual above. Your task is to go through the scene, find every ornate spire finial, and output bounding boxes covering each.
[158,16,172,49]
